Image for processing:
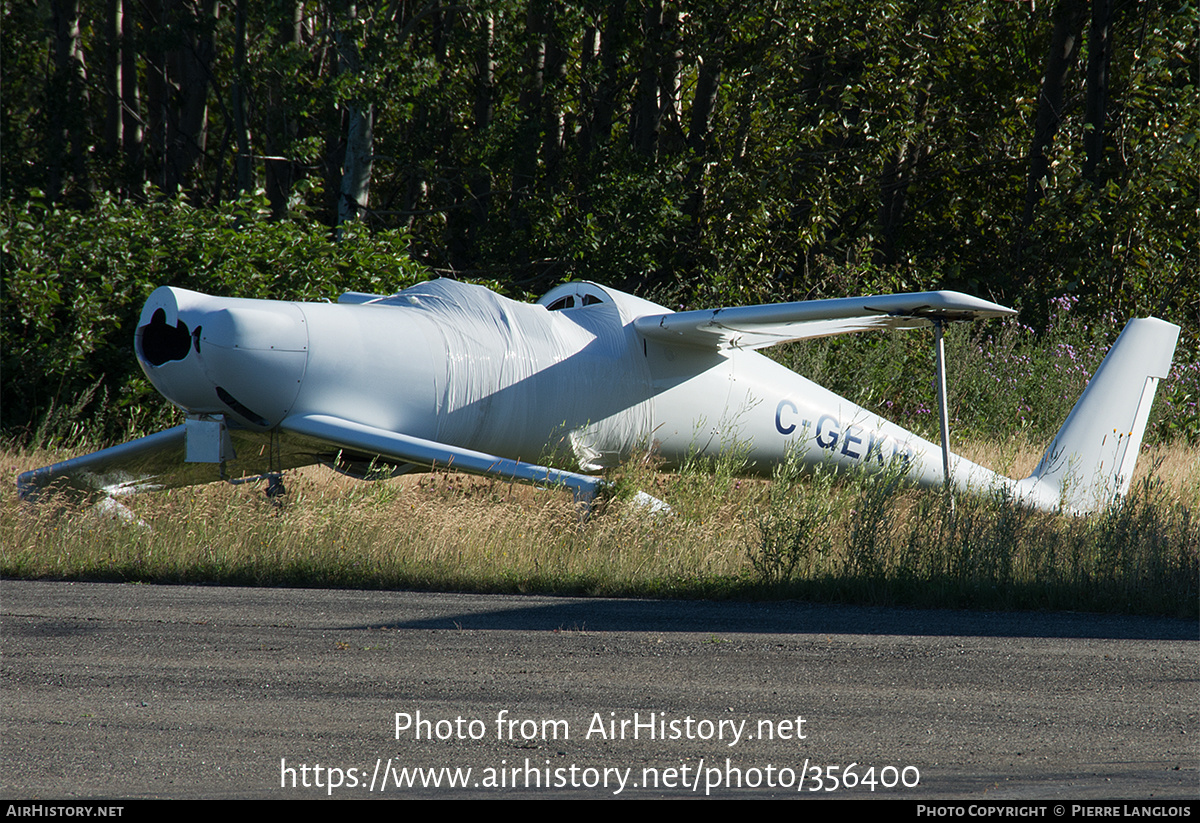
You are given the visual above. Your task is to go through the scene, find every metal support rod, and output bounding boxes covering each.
[932,319,953,495]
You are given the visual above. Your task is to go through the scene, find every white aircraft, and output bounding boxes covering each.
[18,279,1179,514]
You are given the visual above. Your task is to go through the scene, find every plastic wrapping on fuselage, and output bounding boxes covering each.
[373,280,654,469]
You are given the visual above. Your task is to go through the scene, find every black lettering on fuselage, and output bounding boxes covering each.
[815,414,840,449]
[779,403,914,469]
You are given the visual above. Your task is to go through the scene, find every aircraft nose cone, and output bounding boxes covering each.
[136,287,309,429]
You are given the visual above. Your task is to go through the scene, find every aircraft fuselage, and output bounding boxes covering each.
[136,279,999,496]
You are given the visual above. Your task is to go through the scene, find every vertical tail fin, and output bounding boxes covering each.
[1016,317,1180,514]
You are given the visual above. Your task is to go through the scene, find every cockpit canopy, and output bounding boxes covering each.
[537,282,610,312]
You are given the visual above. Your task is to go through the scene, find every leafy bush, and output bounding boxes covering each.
[769,289,1198,447]
[2,192,428,445]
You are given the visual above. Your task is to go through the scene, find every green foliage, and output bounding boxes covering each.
[949,296,1111,441]
[768,272,1197,447]
[1156,357,1200,445]
[1016,2,1198,325]
[5,0,1195,321]
[749,451,835,585]
[1,193,427,444]
[530,159,691,291]
[3,0,1195,448]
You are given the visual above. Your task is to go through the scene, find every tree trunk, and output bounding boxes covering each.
[510,0,546,239]
[231,0,253,196]
[876,81,933,266]
[146,0,170,191]
[121,0,143,194]
[682,34,725,236]
[337,3,373,225]
[166,0,216,197]
[1021,0,1088,233]
[48,0,90,202]
[1083,0,1112,182]
[541,5,567,185]
[632,0,662,159]
[104,0,123,172]
[266,0,305,218]
[467,10,495,252]
[657,5,682,155]
[580,0,626,159]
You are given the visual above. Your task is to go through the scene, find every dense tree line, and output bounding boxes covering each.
[2,0,1196,439]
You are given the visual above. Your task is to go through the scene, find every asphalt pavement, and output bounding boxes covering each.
[1,580,1195,799]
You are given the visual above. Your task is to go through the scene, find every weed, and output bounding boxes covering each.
[3,440,1196,617]
[748,451,835,585]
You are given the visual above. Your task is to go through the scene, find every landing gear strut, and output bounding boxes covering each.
[264,473,287,503]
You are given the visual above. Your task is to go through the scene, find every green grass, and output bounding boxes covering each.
[4,441,1196,618]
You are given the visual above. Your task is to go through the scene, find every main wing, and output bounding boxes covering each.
[17,421,319,500]
[280,414,605,501]
[18,426,194,500]
[633,291,1016,350]
[19,414,606,503]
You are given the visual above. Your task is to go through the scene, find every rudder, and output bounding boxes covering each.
[1016,317,1180,513]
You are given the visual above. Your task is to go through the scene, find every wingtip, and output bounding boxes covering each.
[16,470,37,502]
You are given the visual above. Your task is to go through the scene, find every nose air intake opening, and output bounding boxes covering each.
[139,308,192,366]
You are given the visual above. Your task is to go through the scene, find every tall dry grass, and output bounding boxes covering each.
[3,440,1196,617]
